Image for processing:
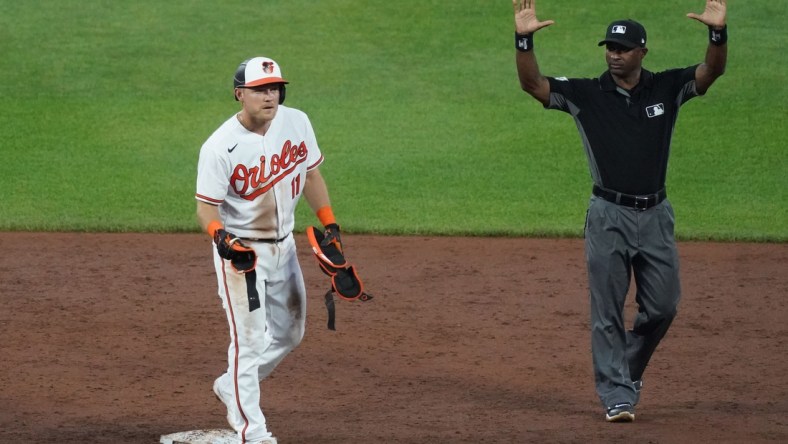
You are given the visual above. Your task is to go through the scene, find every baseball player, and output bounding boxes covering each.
[512,0,727,422]
[195,56,343,444]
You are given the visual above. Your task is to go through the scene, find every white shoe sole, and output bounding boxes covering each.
[606,411,635,422]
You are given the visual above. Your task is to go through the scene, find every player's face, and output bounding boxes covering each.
[605,44,647,76]
[237,84,281,122]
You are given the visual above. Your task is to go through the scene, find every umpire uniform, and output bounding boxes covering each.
[546,65,701,408]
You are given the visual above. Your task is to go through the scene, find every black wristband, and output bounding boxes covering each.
[515,32,533,52]
[709,25,727,46]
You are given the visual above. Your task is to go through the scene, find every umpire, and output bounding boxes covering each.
[511,0,728,422]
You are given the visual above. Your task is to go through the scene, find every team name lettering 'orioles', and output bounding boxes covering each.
[231,139,309,199]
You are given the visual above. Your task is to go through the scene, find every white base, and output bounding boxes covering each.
[160,429,239,444]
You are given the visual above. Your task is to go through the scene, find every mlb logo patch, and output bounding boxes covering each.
[612,25,627,34]
[646,103,665,118]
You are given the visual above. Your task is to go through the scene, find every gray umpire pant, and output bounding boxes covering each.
[584,195,681,408]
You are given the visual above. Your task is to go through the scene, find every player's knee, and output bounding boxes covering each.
[289,326,305,348]
[280,321,305,351]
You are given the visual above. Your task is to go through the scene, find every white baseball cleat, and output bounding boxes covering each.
[213,377,243,429]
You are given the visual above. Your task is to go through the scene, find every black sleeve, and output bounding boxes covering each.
[656,65,701,105]
[545,77,596,116]
[545,76,576,113]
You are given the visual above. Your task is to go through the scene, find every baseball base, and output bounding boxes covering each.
[160,429,238,444]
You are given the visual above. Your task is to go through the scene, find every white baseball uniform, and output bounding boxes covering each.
[196,105,323,443]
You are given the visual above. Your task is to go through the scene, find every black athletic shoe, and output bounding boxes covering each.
[606,402,636,422]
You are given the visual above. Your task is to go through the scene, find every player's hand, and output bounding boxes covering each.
[513,0,555,35]
[214,229,257,273]
[321,223,343,254]
[686,0,726,29]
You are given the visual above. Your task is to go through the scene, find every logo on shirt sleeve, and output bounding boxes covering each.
[646,103,665,118]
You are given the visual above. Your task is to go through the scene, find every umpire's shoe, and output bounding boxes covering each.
[605,402,635,422]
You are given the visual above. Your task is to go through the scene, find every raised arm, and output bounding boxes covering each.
[513,0,554,105]
[687,0,727,94]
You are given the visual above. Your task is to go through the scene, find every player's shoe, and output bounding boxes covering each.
[212,377,243,429]
[605,402,635,422]
[249,438,278,444]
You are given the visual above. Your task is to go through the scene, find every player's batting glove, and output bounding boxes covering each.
[321,223,342,253]
[214,229,257,273]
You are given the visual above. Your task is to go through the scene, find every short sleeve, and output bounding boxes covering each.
[303,115,324,170]
[546,76,585,115]
[195,145,230,204]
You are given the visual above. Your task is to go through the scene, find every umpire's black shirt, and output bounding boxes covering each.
[546,66,700,195]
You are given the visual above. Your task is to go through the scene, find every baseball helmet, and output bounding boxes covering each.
[233,56,288,104]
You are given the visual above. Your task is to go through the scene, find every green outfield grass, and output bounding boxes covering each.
[0,0,785,241]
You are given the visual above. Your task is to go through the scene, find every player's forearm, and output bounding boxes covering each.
[303,169,331,214]
[196,201,222,234]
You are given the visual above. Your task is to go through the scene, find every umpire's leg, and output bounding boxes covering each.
[585,196,639,408]
[626,199,681,384]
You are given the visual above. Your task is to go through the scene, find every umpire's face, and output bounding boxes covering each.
[236,83,282,123]
[605,43,648,77]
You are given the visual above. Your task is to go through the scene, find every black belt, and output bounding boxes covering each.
[592,185,666,211]
[242,232,291,243]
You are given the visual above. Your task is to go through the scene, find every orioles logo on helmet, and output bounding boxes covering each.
[262,61,275,74]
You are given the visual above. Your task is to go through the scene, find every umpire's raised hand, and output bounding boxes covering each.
[687,0,727,28]
[512,0,554,34]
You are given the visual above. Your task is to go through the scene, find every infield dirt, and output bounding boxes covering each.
[0,233,786,443]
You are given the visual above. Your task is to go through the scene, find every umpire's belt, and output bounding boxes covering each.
[593,185,666,211]
[242,232,291,243]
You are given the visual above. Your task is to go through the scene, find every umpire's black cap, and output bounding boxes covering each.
[598,19,647,49]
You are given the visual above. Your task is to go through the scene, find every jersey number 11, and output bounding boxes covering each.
[291,175,301,199]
